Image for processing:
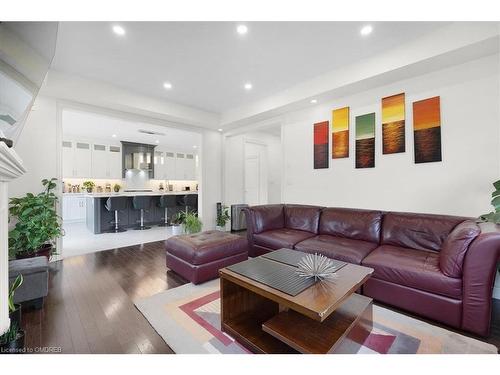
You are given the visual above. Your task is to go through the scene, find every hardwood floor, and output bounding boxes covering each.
[21,241,188,354]
[20,241,500,354]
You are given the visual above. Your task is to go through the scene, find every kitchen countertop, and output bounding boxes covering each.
[63,191,198,198]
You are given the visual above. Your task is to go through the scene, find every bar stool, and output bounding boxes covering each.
[105,197,128,233]
[185,194,198,214]
[158,195,177,226]
[176,194,187,213]
[132,196,152,230]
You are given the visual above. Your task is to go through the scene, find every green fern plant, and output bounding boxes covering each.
[183,211,202,234]
[8,275,23,313]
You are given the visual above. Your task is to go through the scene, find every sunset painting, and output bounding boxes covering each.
[413,96,442,163]
[355,113,375,168]
[382,93,405,154]
[332,107,349,158]
[314,121,329,169]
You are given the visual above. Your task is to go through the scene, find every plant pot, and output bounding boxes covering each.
[0,330,25,354]
[16,243,52,260]
[171,225,184,236]
[9,304,21,328]
[86,188,93,193]
[215,225,227,232]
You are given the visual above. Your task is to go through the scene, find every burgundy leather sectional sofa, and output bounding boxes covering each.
[243,204,500,336]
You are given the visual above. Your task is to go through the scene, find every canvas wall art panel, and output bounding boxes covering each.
[382,93,405,154]
[355,113,375,169]
[313,121,329,169]
[413,96,442,163]
[332,107,349,158]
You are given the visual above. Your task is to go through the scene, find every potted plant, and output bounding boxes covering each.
[171,211,186,236]
[82,180,95,193]
[8,275,23,328]
[8,178,63,260]
[184,211,202,234]
[1,274,25,354]
[0,322,25,354]
[480,179,500,223]
[113,183,121,193]
[216,205,230,231]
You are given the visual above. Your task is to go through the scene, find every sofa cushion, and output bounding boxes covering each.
[362,245,462,299]
[250,204,284,234]
[319,207,382,243]
[439,220,480,278]
[293,235,378,264]
[253,228,315,250]
[381,212,469,252]
[284,204,322,233]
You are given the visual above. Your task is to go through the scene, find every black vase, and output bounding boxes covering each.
[0,330,25,354]
[9,304,22,328]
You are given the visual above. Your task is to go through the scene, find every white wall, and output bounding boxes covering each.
[224,131,282,206]
[10,96,59,198]
[200,130,222,230]
[282,55,499,217]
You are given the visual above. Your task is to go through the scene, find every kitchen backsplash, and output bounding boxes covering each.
[63,176,198,193]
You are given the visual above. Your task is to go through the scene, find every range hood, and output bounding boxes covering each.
[121,141,157,178]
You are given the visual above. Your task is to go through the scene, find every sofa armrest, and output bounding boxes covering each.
[461,222,500,336]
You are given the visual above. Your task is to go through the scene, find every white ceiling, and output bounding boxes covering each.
[62,108,201,153]
[52,22,450,114]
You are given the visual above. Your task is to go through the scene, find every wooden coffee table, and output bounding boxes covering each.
[219,249,374,354]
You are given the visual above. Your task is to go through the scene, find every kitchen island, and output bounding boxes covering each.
[82,191,198,234]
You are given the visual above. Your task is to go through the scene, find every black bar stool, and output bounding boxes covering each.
[185,194,198,214]
[105,197,128,233]
[176,194,187,214]
[158,195,177,226]
[132,196,152,230]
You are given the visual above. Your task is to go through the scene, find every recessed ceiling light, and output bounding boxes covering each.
[112,25,126,36]
[193,145,197,149]
[218,128,223,132]
[244,82,253,90]
[112,134,117,138]
[163,82,173,90]
[360,25,373,36]
[236,24,248,35]
[310,99,318,104]
[155,140,160,144]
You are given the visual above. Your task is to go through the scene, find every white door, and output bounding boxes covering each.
[244,142,268,205]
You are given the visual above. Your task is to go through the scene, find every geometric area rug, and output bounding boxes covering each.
[135,279,498,354]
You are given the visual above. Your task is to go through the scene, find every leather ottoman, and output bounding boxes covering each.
[166,230,248,284]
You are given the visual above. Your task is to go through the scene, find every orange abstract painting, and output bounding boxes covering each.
[332,107,349,159]
[382,93,405,154]
[413,96,442,163]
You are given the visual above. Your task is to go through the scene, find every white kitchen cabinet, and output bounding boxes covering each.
[184,154,196,180]
[108,145,122,179]
[62,195,86,222]
[91,144,108,178]
[165,152,176,179]
[154,151,165,179]
[175,153,186,180]
[62,141,92,178]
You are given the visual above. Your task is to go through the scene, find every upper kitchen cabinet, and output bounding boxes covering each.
[62,140,92,178]
[63,140,122,179]
[175,152,196,180]
[153,150,196,180]
[91,143,122,179]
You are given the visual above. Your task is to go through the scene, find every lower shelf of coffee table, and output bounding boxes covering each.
[262,293,373,354]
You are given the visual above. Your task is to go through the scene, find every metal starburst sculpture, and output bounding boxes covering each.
[296,253,338,281]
